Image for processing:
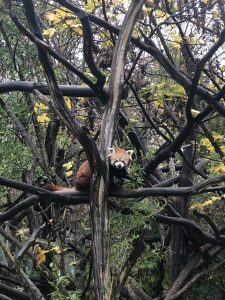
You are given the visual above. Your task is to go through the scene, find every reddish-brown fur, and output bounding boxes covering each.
[45,183,77,193]
[75,160,91,191]
[47,148,133,193]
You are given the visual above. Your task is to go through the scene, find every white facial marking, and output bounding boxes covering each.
[114,161,125,169]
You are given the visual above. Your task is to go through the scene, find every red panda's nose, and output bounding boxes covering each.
[114,161,125,169]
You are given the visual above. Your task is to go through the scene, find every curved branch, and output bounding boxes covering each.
[166,259,225,300]
[193,210,220,239]
[78,11,106,87]
[186,27,225,120]
[154,214,225,245]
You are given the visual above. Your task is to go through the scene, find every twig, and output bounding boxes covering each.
[193,210,220,239]
[16,223,46,263]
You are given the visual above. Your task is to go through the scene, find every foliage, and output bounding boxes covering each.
[0,0,225,299]
[110,198,161,270]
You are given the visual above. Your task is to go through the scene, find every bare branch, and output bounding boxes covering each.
[16,223,46,263]
[0,239,46,300]
[0,80,109,96]
[78,11,106,87]
[0,97,46,170]
[166,259,225,300]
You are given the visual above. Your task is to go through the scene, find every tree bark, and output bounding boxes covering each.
[89,1,146,299]
[168,134,195,300]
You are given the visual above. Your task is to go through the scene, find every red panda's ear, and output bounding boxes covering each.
[126,150,134,159]
[108,148,115,157]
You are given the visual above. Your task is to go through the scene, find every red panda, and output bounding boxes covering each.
[47,148,133,193]
[108,148,133,185]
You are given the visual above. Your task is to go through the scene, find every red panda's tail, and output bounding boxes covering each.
[44,160,91,193]
[45,183,77,193]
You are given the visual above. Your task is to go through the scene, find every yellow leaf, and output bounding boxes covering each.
[37,113,50,123]
[100,30,113,48]
[212,132,224,141]
[170,32,183,48]
[64,97,72,110]
[191,196,221,209]
[34,245,47,266]
[16,228,29,236]
[43,28,56,38]
[66,170,73,177]
[202,199,213,206]
[191,203,204,209]
[34,102,48,112]
[64,21,83,34]
[154,9,167,19]
[171,32,183,43]
[143,6,152,12]
[212,10,220,18]
[51,246,61,254]
[200,137,214,152]
[63,161,73,170]
[85,0,100,12]
[191,109,200,117]
[211,196,220,201]
[46,12,60,23]
[211,163,225,174]
[129,118,138,124]
[46,8,72,23]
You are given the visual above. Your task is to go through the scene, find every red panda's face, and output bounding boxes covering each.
[108,148,133,169]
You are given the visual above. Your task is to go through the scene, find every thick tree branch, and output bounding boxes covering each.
[90,1,146,298]
[0,283,30,300]
[0,80,109,96]
[167,259,225,300]
[154,214,225,246]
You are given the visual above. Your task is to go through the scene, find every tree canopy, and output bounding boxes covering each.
[1,0,225,299]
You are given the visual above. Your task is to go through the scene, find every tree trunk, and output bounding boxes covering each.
[169,134,194,300]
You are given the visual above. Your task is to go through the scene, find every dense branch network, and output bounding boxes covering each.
[0,0,225,299]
